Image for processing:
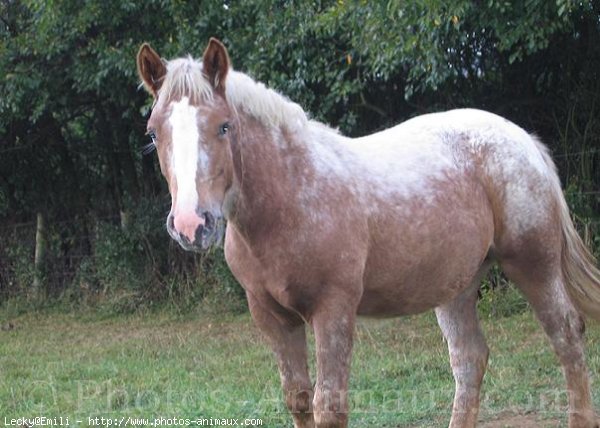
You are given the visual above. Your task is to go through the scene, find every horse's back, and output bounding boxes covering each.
[352,108,555,239]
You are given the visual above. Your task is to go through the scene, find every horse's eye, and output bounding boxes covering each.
[218,122,229,136]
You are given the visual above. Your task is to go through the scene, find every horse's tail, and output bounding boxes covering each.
[534,137,600,321]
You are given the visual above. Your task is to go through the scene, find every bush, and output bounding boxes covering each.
[0,197,247,315]
[3,242,36,298]
[77,199,246,314]
[478,266,529,319]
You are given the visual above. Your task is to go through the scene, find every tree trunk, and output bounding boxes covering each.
[32,212,46,299]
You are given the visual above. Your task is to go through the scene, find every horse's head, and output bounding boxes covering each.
[137,38,234,252]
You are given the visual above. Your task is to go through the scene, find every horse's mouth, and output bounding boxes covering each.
[199,216,226,250]
[174,216,226,253]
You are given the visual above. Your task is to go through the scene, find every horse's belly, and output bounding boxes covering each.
[357,271,472,317]
[358,190,494,317]
[357,263,478,316]
[357,288,442,316]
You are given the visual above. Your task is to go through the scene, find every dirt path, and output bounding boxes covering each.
[479,413,562,427]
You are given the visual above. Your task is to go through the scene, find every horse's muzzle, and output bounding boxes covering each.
[167,211,225,252]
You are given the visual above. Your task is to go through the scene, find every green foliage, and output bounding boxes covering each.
[3,243,36,296]
[479,282,530,319]
[93,222,147,291]
[71,200,245,313]
[477,265,530,318]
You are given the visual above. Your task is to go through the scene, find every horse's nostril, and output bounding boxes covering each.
[179,231,190,244]
[167,215,175,230]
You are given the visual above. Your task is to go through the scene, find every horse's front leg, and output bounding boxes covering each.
[246,292,315,428]
[311,302,357,428]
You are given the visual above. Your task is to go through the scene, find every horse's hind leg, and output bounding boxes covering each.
[502,255,598,428]
[435,271,490,428]
[246,292,315,428]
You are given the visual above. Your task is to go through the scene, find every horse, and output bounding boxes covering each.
[136,38,600,428]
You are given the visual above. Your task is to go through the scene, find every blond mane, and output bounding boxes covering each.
[159,56,308,131]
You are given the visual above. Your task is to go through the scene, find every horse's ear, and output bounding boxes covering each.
[137,43,167,97]
[202,37,230,94]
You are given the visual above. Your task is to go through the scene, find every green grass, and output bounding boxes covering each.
[1,307,599,427]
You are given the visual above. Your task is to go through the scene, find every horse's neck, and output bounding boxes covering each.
[228,115,343,239]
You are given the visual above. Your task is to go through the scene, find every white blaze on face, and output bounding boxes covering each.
[169,97,200,213]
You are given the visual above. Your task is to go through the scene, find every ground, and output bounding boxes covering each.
[478,414,560,427]
[1,306,599,427]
